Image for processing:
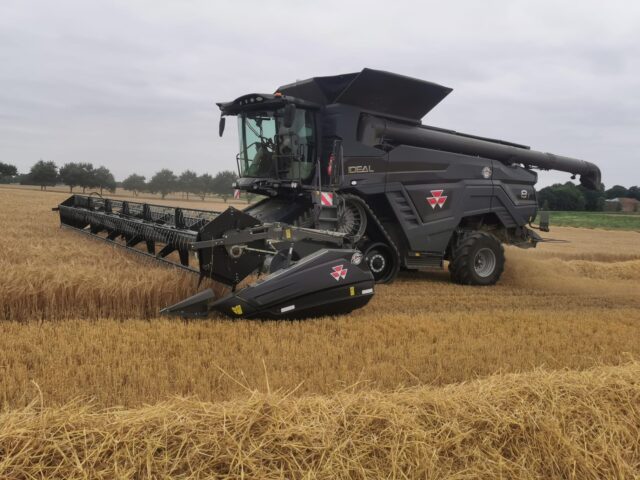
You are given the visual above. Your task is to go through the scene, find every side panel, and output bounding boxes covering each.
[491,161,538,227]
[341,154,388,195]
[384,146,494,253]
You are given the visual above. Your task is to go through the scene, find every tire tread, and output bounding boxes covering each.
[450,232,505,285]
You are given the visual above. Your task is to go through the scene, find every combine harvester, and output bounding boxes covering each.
[56,69,601,319]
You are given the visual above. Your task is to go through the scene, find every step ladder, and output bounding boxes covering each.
[314,191,339,231]
[317,204,339,231]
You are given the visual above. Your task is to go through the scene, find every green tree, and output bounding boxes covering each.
[13,173,29,184]
[537,185,558,210]
[605,185,629,199]
[23,160,58,190]
[195,173,215,200]
[59,163,95,193]
[0,162,18,182]
[212,170,238,196]
[627,186,640,201]
[537,182,586,211]
[148,169,177,199]
[178,170,199,200]
[579,183,605,211]
[93,166,116,195]
[121,174,146,196]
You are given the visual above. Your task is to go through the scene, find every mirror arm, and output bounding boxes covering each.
[283,103,296,128]
[219,116,226,137]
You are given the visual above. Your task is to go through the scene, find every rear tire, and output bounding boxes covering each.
[449,232,504,285]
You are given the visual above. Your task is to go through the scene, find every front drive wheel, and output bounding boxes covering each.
[449,232,505,285]
[363,243,399,283]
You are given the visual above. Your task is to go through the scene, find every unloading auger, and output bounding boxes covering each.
[55,195,375,319]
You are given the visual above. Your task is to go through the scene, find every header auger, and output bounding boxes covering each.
[56,68,601,319]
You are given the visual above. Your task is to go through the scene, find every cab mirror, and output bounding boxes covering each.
[218,117,226,137]
[283,104,296,128]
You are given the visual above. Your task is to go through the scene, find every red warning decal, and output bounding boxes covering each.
[320,192,334,206]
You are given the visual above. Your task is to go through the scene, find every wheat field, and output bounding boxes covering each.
[1,186,640,478]
[2,363,639,479]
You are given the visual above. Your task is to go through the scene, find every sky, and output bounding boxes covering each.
[1,0,639,188]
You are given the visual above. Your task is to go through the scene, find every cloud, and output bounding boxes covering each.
[0,0,638,187]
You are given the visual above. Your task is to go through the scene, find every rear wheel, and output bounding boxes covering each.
[363,242,399,283]
[449,232,504,285]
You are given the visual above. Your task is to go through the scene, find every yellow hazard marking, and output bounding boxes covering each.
[349,286,355,296]
[231,305,243,315]
[285,228,292,240]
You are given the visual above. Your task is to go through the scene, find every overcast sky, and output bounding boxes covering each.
[1,0,639,187]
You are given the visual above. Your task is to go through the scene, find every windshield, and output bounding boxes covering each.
[237,108,315,181]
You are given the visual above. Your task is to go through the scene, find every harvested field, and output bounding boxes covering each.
[0,188,224,321]
[1,363,639,479]
[1,186,640,478]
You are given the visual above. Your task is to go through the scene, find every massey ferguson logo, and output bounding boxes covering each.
[427,190,448,209]
[330,264,348,281]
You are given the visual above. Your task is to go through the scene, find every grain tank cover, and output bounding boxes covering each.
[277,68,452,122]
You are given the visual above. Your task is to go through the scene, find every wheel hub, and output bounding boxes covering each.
[369,253,386,273]
[474,248,496,278]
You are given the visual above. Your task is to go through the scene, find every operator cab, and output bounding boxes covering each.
[217,93,321,196]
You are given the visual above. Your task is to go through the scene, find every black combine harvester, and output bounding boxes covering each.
[56,69,601,319]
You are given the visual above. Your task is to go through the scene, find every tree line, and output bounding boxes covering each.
[0,160,237,199]
[3,160,117,194]
[538,183,640,211]
[0,162,18,180]
[121,169,237,200]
